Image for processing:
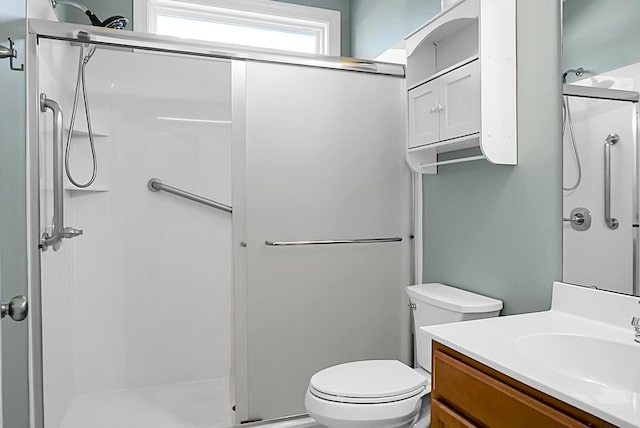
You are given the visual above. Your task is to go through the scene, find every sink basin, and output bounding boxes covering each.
[516,333,640,393]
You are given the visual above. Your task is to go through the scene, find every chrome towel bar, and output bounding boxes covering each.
[264,237,403,246]
[147,178,232,214]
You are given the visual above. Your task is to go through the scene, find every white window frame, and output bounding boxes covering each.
[133,0,341,56]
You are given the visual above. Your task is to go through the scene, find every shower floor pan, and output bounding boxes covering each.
[59,378,232,428]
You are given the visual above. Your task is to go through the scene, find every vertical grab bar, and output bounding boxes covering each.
[604,133,620,230]
[40,93,83,251]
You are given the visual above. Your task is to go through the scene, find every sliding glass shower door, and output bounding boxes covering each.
[234,61,411,423]
[36,39,233,428]
[34,33,410,427]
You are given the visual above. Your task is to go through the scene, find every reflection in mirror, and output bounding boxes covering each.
[562,0,640,296]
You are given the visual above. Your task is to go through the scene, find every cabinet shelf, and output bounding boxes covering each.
[408,55,479,91]
[408,132,479,153]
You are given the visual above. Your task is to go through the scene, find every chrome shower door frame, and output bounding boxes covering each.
[633,102,639,297]
[26,30,45,428]
[26,20,408,428]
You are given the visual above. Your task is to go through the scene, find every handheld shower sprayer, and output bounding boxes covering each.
[562,67,586,192]
[51,0,129,30]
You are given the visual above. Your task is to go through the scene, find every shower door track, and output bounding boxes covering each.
[562,84,640,102]
[28,19,405,78]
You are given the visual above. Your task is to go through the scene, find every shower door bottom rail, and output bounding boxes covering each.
[147,178,232,214]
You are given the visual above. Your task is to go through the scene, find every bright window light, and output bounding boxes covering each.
[155,14,319,54]
[134,0,341,56]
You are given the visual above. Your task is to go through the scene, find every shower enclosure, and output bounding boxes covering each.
[562,83,639,295]
[28,21,411,427]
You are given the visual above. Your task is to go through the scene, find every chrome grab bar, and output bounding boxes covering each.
[147,178,232,214]
[604,133,620,230]
[40,94,83,251]
[265,237,403,246]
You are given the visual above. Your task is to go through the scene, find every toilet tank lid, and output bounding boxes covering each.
[406,283,503,313]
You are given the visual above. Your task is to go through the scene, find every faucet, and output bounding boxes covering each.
[632,317,640,343]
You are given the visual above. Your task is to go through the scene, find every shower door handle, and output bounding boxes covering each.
[40,93,83,251]
[604,133,620,230]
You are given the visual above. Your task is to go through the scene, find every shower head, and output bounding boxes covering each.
[52,0,129,30]
[85,11,129,29]
[101,15,129,29]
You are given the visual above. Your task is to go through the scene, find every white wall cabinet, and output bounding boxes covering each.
[404,0,516,174]
[409,60,480,149]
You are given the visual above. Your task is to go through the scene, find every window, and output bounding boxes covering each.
[134,0,341,56]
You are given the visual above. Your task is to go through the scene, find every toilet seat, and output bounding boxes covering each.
[309,385,427,404]
[308,360,430,404]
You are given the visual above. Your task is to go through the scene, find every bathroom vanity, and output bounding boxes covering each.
[422,282,640,428]
[431,342,615,427]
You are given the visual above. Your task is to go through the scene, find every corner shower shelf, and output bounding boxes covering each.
[64,128,109,138]
[64,185,110,192]
[404,0,516,174]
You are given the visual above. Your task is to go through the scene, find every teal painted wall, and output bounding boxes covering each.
[563,0,640,78]
[0,1,30,426]
[423,0,562,315]
[54,0,352,56]
[350,0,440,59]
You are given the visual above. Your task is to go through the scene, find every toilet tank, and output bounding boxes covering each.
[406,283,503,372]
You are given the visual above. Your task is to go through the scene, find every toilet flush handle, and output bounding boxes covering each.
[408,303,416,310]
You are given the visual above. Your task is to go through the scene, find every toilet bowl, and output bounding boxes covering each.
[305,283,503,428]
[305,360,429,428]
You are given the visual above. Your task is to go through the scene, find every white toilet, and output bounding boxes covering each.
[305,283,503,428]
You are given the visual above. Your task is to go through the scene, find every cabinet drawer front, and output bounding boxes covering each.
[432,399,479,428]
[432,350,585,428]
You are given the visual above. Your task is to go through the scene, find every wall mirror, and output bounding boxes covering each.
[562,0,640,296]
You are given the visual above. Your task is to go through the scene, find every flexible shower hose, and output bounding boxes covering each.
[65,43,98,188]
[562,96,582,191]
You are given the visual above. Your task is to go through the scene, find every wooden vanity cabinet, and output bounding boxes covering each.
[431,342,617,428]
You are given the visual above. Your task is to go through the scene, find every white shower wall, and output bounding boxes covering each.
[38,40,232,427]
[562,94,635,294]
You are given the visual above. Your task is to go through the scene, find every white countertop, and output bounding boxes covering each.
[421,282,640,428]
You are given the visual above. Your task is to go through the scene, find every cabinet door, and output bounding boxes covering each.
[408,79,440,148]
[439,60,480,141]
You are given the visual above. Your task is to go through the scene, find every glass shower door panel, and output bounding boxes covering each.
[562,96,634,294]
[38,39,233,428]
[241,62,411,422]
